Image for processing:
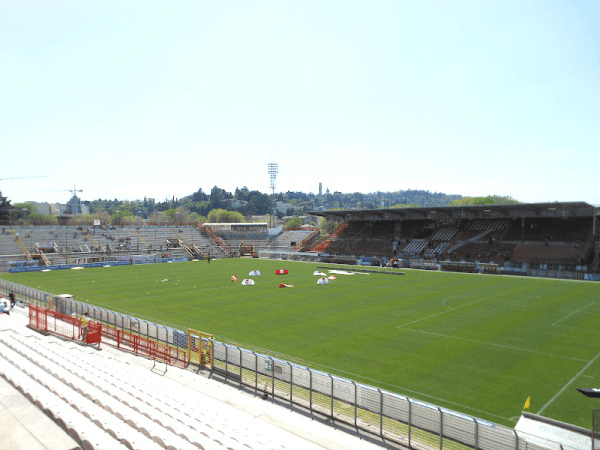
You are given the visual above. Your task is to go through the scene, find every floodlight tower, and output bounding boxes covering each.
[267,163,278,229]
[267,163,278,195]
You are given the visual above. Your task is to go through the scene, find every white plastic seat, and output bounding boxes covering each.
[0,344,129,450]
[3,318,359,450]
[4,333,213,450]
[2,338,165,450]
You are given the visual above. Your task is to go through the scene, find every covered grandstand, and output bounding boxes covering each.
[308,202,600,276]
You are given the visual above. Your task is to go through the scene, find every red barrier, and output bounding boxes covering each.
[28,304,100,345]
[101,324,186,368]
[86,322,102,345]
[28,304,186,368]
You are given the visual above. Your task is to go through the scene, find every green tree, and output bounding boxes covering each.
[13,203,57,225]
[248,190,272,215]
[285,217,303,229]
[207,208,245,223]
[318,216,339,236]
[450,196,519,207]
[391,203,419,208]
[169,206,192,224]
[189,212,206,223]
[12,202,35,224]
[192,188,209,202]
[0,191,12,225]
[234,187,250,201]
[112,209,135,225]
[163,208,178,223]
[209,186,232,210]
[71,214,94,226]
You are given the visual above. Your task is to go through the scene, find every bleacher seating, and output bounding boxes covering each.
[400,239,429,256]
[0,228,26,256]
[450,242,516,264]
[395,220,430,239]
[0,226,231,265]
[468,219,510,232]
[502,218,592,243]
[2,214,596,272]
[0,309,385,450]
[268,229,315,251]
[511,243,583,267]
[430,227,457,241]
[326,239,392,257]
[424,242,449,257]
[219,229,316,256]
[0,226,320,269]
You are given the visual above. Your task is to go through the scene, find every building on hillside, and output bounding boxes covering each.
[275,201,294,216]
[53,196,90,216]
[26,202,51,215]
[229,199,248,209]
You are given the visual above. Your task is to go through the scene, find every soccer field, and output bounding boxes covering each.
[3,259,600,429]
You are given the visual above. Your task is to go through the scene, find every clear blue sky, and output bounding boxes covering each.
[1,1,599,205]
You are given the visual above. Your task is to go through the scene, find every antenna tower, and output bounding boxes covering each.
[267,163,278,195]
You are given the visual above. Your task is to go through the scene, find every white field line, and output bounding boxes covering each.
[396,298,488,328]
[537,351,600,415]
[441,295,459,308]
[399,327,588,363]
[395,285,531,329]
[551,302,595,327]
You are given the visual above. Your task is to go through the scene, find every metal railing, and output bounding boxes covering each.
[0,279,585,450]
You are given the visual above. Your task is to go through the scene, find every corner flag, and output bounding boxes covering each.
[523,396,530,409]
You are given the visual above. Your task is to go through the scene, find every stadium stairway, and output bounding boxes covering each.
[0,308,391,450]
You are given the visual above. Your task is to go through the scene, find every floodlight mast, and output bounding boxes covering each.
[267,163,278,196]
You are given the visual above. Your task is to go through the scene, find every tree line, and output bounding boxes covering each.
[0,187,519,226]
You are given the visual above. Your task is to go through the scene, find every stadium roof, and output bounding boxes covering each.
[310,201,599,222]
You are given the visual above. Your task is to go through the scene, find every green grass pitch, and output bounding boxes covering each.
[3,259,600,429]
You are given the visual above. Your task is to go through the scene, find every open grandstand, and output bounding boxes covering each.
[0,223,317,272]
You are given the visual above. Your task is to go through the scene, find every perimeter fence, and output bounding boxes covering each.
[0,279,583,450]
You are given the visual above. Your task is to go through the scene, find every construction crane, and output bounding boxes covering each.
[0,175,47,182]
[53,186,83,198]
[66,186,83,198]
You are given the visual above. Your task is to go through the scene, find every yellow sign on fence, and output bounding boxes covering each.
[187,329,213,370]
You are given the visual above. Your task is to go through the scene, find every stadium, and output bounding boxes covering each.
[1,201,600,450]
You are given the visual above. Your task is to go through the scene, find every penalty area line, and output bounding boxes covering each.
[537,350,600,415]
[551,302,595,327]
[396,285,532,329]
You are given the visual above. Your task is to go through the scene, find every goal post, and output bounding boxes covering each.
[187,329,213,370]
